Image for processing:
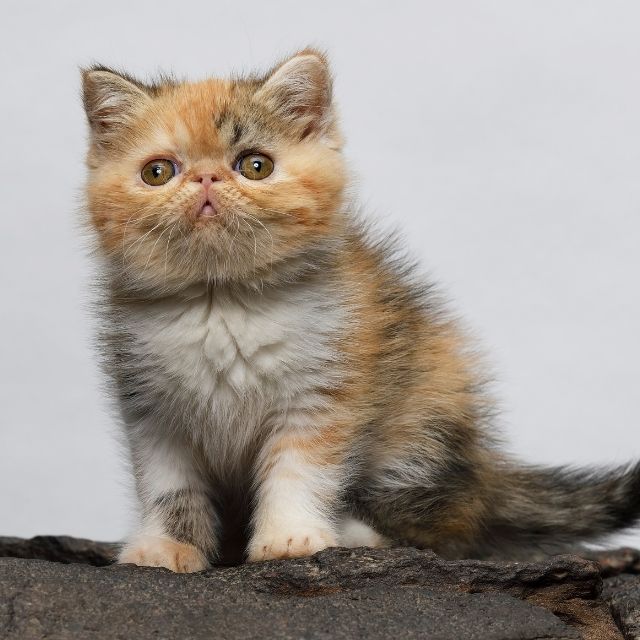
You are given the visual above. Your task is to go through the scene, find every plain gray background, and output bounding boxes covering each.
[1,1,639,548]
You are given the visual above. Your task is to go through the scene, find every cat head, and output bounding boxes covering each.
[82,49,347,290]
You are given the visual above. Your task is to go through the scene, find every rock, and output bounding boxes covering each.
[0,536,638,640]
[0,535,116,567]
[603,574,640,640]
[586,547,640,578]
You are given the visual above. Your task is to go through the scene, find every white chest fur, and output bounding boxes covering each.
[121,281,345,460]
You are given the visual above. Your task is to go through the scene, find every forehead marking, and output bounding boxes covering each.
[231,121,244,146]
[214,108,230,130]
[135,124,176,160]
[172,118,192,150]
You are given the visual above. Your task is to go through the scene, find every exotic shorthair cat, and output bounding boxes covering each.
[81,49,640,572]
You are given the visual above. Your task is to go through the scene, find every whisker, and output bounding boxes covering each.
[249,205,296,219]
[241,211,275,272]
[142,223,173,275]
[237,215,258,271]
[124,220,166,261]
[119,212,162,267]
[162,222,178,283]
[117,212,163,267]
[114,210,159,231]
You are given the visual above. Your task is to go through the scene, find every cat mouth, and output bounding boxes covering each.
[199,200,218,217]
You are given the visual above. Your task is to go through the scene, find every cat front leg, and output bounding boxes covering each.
[119,427,217,573]
[247,424,349,562]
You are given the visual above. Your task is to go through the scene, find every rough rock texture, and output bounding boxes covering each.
[0,536,116,567]
[0,536,639,640]
[603,573,640,640]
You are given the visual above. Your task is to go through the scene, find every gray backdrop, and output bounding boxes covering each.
[2,1,639,548]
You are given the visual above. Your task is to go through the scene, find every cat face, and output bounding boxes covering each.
[82,50,346,289]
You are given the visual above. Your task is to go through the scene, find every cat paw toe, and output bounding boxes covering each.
[248,528,336,562]
[118,536,209,573]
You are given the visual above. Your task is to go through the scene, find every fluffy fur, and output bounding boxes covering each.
[81,49,640,571]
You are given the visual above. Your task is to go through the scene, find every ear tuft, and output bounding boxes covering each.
[255,49,335,138]
[81,67,151,145]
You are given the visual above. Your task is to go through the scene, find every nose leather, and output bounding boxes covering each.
[192,173,219,189]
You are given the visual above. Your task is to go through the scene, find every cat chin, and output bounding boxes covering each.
[111,242,334,296]
[111,253,280,293]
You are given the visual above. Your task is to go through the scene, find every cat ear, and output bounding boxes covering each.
[81,67,151,146]
[256,49,337,141]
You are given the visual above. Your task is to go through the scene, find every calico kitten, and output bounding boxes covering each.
[81,49,640,572]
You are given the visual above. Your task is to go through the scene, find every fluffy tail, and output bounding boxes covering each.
[477,461,640,556]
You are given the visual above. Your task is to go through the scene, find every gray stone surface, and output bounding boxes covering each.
[1,536,637,640]
[604,574,640,640]
[0,535,116,567]
[0,558,581,640]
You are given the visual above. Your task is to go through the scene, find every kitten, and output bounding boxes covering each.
[81,49,640,572]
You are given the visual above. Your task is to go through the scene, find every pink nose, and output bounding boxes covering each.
[192,173,219,188]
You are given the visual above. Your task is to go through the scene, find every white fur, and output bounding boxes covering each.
[338,518,388,549]
[135,429,205,500]
[119,278,350,558]
[248,428,343,560]
[122,278,345,484]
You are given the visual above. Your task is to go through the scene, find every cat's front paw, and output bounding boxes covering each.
[247,527,337,562]
[118,535,209,573]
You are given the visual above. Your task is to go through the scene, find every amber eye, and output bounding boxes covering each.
[141,159,177,186]
[236,153,274,180]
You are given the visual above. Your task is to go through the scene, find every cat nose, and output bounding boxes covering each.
[192,173,220,188]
